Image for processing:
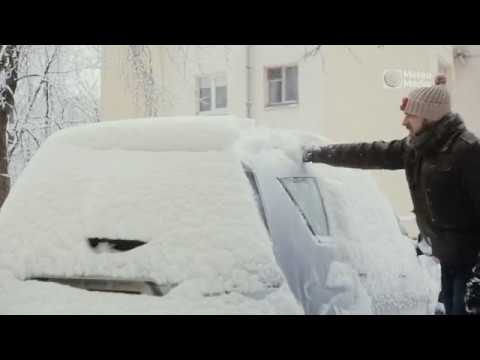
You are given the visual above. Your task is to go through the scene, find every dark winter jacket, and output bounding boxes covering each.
[308,113,480,267]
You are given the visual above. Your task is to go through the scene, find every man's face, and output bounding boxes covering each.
[402,114,425,136]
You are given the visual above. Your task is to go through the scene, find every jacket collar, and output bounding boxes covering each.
[411,113,465,155]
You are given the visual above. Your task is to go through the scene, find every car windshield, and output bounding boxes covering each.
[278,177,330,236]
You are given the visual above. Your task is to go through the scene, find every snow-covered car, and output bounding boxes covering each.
[0,116,435,314]
[236,128,437,314]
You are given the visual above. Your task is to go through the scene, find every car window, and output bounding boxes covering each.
[278,177,330,236]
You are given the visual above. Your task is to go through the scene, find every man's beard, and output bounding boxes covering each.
[406,119,431,146]
[407,121,437,149]
[406,134,413,146]
[406,127,417,146]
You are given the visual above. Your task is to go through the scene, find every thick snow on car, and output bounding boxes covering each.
[0,116,435,314]
[236,127,436,314]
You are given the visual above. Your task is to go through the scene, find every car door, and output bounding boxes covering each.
[244,153,351,314]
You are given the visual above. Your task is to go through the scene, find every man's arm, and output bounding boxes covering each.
[304,138,409,170]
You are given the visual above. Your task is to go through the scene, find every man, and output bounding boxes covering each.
[303,75,480,315]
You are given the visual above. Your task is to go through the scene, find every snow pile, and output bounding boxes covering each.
[235,126,329,167]
[0,270,300,315]
[417,255,442,313]
[310,164,433,314]
[321,261,373,315]
[0,116,302,314]
[48,116,242,152]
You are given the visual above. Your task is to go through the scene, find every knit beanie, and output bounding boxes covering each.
[400,74,451,121]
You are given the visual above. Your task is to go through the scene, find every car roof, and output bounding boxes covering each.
[46,115,245,152]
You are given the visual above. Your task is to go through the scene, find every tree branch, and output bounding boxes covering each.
[0,45,7,61]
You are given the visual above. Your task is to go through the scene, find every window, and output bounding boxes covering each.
[266,65,298,106]
[279,177,330,236]
[198,74,228,113]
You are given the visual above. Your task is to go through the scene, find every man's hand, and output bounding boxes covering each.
[302,148,314,162]
[302,145,332,163]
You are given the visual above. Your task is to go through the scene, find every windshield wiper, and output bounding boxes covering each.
[29,275,177,297]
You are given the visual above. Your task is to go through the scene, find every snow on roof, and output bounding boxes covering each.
[235,126,330,168]
[46,116,246,152]
[0,116,301,314]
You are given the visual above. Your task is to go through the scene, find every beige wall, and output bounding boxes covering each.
[453,46,480,137]
[101,46,248,120]
[101,45,455,237]
[101,45,139,120]
[159,46,248,118]
[247,46,324,132]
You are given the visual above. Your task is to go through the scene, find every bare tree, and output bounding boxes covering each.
[304,45,323,59]
[0,45,20,207]
[126,45,160,117]
[6,45,100,187]
[121,45,232,117]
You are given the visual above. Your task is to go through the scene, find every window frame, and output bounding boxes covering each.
[242,164,270,235]
[265,64,299,107]
[196,73,228,115]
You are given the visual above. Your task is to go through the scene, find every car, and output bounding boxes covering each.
[236,127,436,314]
[0,116,435,314]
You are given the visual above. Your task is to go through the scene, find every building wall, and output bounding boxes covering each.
[101,45,455,236]
[247,46,324,133]
[102,46,249,120]
[160,46,248,118]
[453,46,480,137]
[101,45,137,120]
